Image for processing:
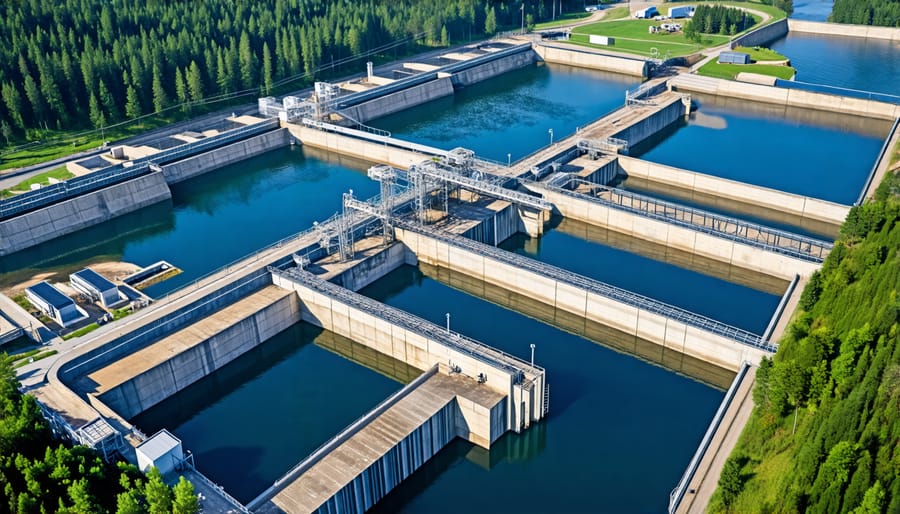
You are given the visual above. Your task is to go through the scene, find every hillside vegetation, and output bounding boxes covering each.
[830,0,900,26]
[711,171,900,512]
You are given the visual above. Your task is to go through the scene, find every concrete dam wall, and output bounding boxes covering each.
[532,44,648,78]
[788,19,900,40]
[162,128,291,184]
[732,18,789,48]
[88,286,301,419]
[0,172,172,257]
[340,77,455,124]
[451,49,537,86]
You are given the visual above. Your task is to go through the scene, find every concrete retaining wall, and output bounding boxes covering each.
[395,227,768,371]
[288,125,426,169]
[788,19,900,40]
[329,242,412,292]
[340,77,455,123]
[97,292,301,419]
[535,185,819,280]
[461,202,520,246]
[617,155,849,237]
[452,50,537,86]
[162,129,291,184]
[669,74,900,120]
[0,172,172,256]
[273,272,542,432]
[732,18,789,48]
[612,95,687,148]
[532,44,648,78]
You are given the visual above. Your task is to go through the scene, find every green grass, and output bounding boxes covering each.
[62,322,99,340]
[568,31,716,58]
[12,294,32,311]
[660,0,789,23]
[697,60,796,80]
[1,166,74,198]
[533,12,592,29]
[571,19,733,57]
[602,6,631,21]
[2,347,58,369]
[11,349,57,369]
[732,45,789,61]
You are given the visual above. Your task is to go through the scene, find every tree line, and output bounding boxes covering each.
[711,171,900,512]
[683,4,756,41]
[0,356,198,513]
[830,0,900,26]
[0,0,580,141]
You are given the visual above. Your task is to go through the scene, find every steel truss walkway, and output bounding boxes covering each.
[542,178,832,263]
[396,221,775,352]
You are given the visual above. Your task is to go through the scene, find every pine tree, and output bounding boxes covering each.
[125,84,142,119]
[187,60,204,103]
[172,476,199,514]
[485,6,497,35]
[174,67,188,110]
[238,30,255,89]
[144,468,173,514]
[1,82,25,129]
[262,42,273,95]
[151,66,168,113]
[88,94,105,130]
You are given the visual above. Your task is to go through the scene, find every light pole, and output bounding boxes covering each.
[548,128,554,145]
[507,152,511,167]
[530,343,536,367]
[521,3,525,34]
[446,312,451,334]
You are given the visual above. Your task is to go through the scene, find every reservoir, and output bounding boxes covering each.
[372,63,638,163]
[769,33,900,97]
[789,0,833,21]
[627,95,889,204]
[361,265,725,512]
[0,147,379,296]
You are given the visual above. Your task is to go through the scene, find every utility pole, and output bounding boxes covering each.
[521,3,525,34]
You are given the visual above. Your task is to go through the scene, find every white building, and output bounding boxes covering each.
[25,281,87,327]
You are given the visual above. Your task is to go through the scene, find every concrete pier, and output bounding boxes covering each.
[532,42,649,78]
[250,367,507,513]
[616,155,850,238]
[394,222,772,371]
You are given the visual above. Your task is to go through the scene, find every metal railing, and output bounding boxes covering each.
[301,117,446,157]
[411,162,552,210]
[398,221,774,351]
[272,266,544,379]
[857,115,900,206]
[668,362,752,514]
[542,179,832,263]
[0,119,279,220]
[184,467,250,513]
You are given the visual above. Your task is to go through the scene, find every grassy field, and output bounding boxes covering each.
[572,18,737,58]
[732,45,789,61]
[697,60,795,80]
[534,12,593,30]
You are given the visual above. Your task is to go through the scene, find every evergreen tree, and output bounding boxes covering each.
[187,60,204,103]
[485,6,497,35]
[262,42,273,95]
[144,467,173,514]
[125,85,142,119]
[151,66,168,113]
[172,476,199,514]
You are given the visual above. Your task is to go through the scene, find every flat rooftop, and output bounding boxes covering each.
[71,268,117,293]
[26,281,74,310]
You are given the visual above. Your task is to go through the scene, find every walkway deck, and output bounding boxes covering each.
[255,371,505,513]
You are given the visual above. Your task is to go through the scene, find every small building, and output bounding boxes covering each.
[719,51,752,64]
[136,430,184,475]
[589,34,614,46]
[634,6,658,19]
[25,281,87,327]
[669,5,695,18]
[70,268,124,309]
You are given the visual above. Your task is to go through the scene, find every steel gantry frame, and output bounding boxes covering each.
[577,137,629,157]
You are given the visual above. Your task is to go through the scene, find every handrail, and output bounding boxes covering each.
[537,179,832,262]
[246,365,440,510]
[668,362,752,514]
[857,115,900,206]
[397,221,775,351]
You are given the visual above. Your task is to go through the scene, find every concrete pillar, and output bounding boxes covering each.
[681,94,692,119]
[367,61,374,81]
[517,207,546,238]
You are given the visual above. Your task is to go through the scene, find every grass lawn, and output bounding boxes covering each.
[602,6,631,21]
[572,19,734,57]
[698,60,795,80]
[660,0,788,23]
[534,12,592,29]
[732,45,789,61]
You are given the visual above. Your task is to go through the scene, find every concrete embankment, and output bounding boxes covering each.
[287,123,429,169]
[532,43,648,78]
[731,18,788,48]
[84,286,300,419]
[617,155,850,238]
[251,368,506,514]
[669,74,900,120]
[788,19,900,40]
[530,183,821,281]
[162,128,290,184]
[0,172,172,257]
[452,48,537,86]
[394,225,770,371]
[339,77,455,123]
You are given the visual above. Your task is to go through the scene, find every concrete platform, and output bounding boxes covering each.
[259,371,504,513]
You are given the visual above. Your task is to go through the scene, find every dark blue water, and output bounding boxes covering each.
[0,147,377,296]
[632,100,887,204]
[502,224,780,333]
[770,33,900,96]
[132,324,405,503]
[372,63,637,163]
[362,266,724,513]
[790,0,833,20]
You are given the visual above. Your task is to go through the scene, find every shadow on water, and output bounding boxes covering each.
[0,199,176,287]
[370,421,549,513]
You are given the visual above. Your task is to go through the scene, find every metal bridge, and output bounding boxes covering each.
[270,266,544,382]
[542,178,832,263]
[396,220,775,352]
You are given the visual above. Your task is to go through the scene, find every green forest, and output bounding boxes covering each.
[0,357,198,513]
[830,0,900,26]
[0,0,576,142]
[711,170,900,513]
[684,5,756,40]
